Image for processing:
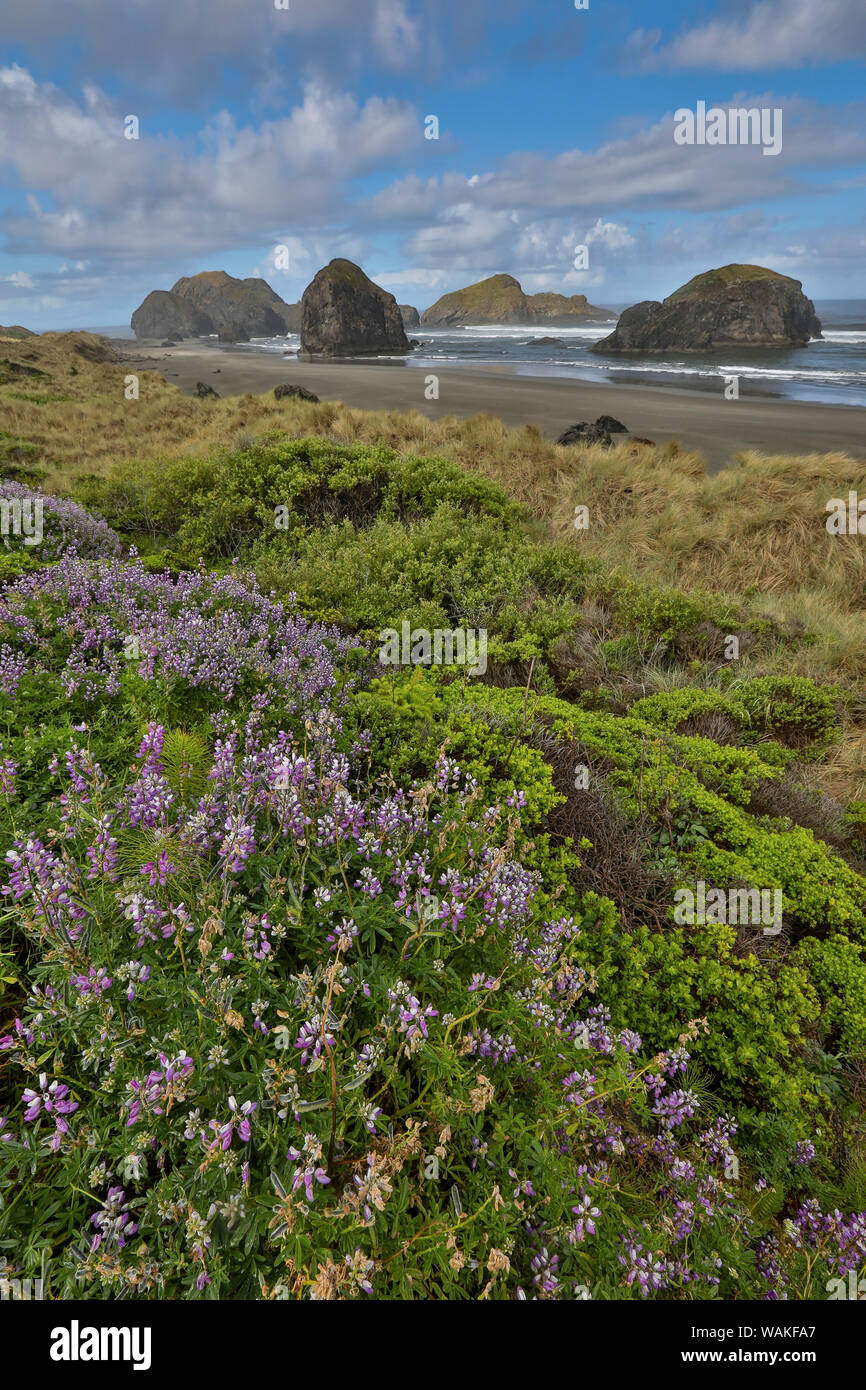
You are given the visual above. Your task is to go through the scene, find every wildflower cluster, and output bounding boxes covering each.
[0,552,348,707]
[0,478,121,561]
[0,544,862,1302]
[0,708,856,1299]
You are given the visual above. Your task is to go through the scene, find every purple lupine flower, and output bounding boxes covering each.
[124,1052,194,1126]
[71,965,113,998]
[468,973,498,992]
[619,1239,669,1298]
[0,753,17,797]
[21,1073,78,1150]
[529,1247,560,1296]
[287,1133,330,1203]
[791,1140,816,1166]
[652,1089,699,1130]
[294,1014,335,1068]
[386,982,438,1044]
[90,1186,138,1253]
[140,849,176,888]
[207,1096,257,1152]
[326,918,359,952]
[219,814,256,872]
[570,1193,601,1243]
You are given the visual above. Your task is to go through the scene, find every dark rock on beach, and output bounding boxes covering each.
[274,383,319,402]
[591,264,822,354]
[557,421,614,448]
[556,415,629,448]
[299,259,412,358]
[194,381,220,398]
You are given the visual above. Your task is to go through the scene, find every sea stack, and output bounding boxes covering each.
[420,273,616,326]
[591,264,822,353]
[299,259,412,358]
[131,271,300,341]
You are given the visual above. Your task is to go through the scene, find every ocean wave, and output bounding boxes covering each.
[234,335,301,354]
[411,353,866,385]
[418,324,610,339]
[821,330,866,344]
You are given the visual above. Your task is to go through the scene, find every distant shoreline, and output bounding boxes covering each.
[115,338,866,473]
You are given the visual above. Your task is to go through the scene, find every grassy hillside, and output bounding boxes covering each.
[4,330,865,793]
[0,334,865,1300]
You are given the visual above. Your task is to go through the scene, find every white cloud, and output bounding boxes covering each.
[372,268,451,290]
[0,0,492,103]
[584,219,636,253]
[627,0,866,72]
[372,0,422,68]
[1,55,864,317]
[0,68,421,260]
[405,205,520,262]
[362,94,866,246]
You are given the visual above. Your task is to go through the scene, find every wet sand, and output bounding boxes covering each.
[118,341,866,473]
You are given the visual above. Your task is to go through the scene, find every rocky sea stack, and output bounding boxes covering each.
[299,259,412,358]
[399,304,421,329]
[591,264,822,354]
[131,271,300,341]
[421,273,616,326]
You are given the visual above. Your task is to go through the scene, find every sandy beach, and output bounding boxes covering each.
[118,341,866,472]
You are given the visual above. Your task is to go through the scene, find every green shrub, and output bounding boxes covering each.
[630,688,750,733]
[611,579,739,641]
[735,675,840,748]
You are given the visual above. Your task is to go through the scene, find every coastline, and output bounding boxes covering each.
[117,340,866,473]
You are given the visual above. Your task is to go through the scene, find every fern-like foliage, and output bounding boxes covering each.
[160,728,212,803]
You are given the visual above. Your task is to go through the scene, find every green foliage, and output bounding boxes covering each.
[578,908,821,1115]
[0,549,46,584]
[632,677,840,750]
[630,687,750,732]
[611,578,739,641]
[448,682,866,1125]
[160,727,213,802]
[364,668,445,723]
[79,437,522,559]
[795,935,866,1053]
[734,675,841,747]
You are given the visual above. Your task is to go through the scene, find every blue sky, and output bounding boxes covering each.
[0,0,864,329]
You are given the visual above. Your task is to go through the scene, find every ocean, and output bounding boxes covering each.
[400,300,866,408]
[91,299,866,408]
